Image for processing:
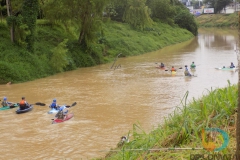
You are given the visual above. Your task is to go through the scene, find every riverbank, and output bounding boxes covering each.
[0,20,194,84]
[97,81,237,159]
[195,13,238,28]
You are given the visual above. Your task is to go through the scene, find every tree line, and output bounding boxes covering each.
[203,0,234,13]
[0,0,198,54]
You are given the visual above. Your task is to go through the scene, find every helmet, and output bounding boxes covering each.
[3,97,7,101]
[53,99,56,102]
[185,65,187,67]
[172,66,174,68]
[59,106,65,111]
[22,97,25,99]
[192,62,194,63]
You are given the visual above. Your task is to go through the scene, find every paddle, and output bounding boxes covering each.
[16,102,46,106]
[34,102,46,106]
[0,100,45,105]
[165,67,182,71]
[65,102,77,108]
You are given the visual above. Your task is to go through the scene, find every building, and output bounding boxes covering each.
[179,0,203,7]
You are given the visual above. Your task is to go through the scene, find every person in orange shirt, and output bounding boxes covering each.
[19,97,30,110]
[171,66,176,72]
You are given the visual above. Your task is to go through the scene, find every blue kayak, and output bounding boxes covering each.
[16,105,33,114]
[48,106,66,114]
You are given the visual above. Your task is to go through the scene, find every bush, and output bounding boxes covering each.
[174,10,198,36]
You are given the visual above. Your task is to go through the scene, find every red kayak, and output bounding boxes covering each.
[52,113,74,124]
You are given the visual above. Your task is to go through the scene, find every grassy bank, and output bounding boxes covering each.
[0,20,193,84]
[195,13,238,28]
[98,81,237,159]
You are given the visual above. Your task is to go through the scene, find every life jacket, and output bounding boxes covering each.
[50,102,57,108]
[171,68,176,71]
[19,100,26,107]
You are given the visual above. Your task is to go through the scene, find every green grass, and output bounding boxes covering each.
[0,19,194,84]
[102,22,193,58]
[195,13,238,28]
[98,81,237,160]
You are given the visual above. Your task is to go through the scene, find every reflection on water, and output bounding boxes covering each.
[0,28,238,159]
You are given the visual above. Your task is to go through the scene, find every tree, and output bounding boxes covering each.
[106,0,127,22]
[43,0,109,47]
[174,10,198,36]
[123,0,152,30]
[204,0,232,13]
[147,0,176,25]
[0,0,6,23]
[21,0,39,52]
[5,0,14,42]
[5,0,24,43]
[50,39,69,72]
[215,0,232,13]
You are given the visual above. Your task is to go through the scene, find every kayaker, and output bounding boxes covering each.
[1,97,10,107]
[19,97,30,110]
[55,106,69,120]
[184,66,192,76]
[49,98,59,110]
[190,62,196,69]
[171,66,176,72]
[230,62,235,68]
[160,62,165,68]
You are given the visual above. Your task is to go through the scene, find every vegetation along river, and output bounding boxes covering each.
[0,28,238,159]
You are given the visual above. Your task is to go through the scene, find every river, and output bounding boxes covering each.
[0,28,238,159]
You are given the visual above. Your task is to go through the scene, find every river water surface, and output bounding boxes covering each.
[0,28,238,159]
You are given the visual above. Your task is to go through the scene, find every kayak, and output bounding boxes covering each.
[171,71,176,74]
[16,105,33,114]
[0,103,18,111]
[215,67,237,71]
[52,113,74,124]
[156,66,165,69]
[48,105,66,114]
[48,108,58,114]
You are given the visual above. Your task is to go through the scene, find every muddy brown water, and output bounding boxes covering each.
[0,28,238,159]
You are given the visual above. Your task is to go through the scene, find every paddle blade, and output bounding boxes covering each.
[71,102,77,107]
[165,70,168,71]
[179,67,182,69]
[35,102,46,106]
[66,102,77,108]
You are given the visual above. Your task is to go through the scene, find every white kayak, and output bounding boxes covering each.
[215,67,238,71]
[48,106,66,114]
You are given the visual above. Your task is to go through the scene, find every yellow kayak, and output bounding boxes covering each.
[171,71,176,74]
